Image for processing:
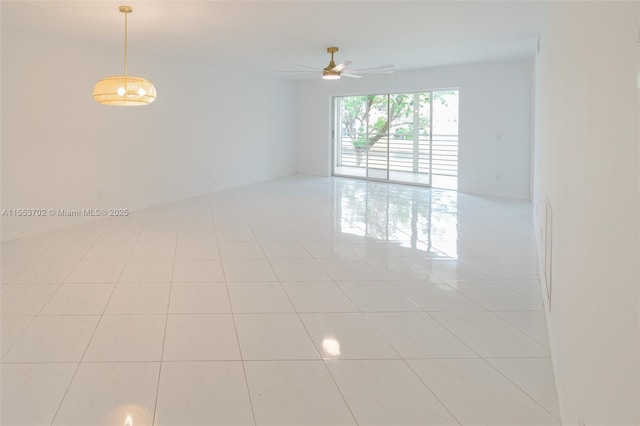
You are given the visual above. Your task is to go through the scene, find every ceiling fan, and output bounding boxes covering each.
[280,47,394,80]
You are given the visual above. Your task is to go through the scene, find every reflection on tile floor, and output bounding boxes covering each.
[0,175,560,425]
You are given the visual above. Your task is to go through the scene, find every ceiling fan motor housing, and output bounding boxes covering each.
[323,47,341,78]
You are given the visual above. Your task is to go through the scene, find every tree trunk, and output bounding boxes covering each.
[355,146,366,167]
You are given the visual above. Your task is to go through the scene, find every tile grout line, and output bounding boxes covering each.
[274,232,462,426]
[49,224,138,425]
[0,235,98,377]
[221,197,258,426]
[150,212,179,426]
[484,356,560,419]
[339,278,464,426]
[272,213,472,421]
[425,310,556,418]
[274,257,360,426]
[247,194,362,425]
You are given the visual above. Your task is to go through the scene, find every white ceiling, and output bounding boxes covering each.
[2,1,546,78]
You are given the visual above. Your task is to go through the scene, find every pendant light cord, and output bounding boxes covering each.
[123,10,128,79]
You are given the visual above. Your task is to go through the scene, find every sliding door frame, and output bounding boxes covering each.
[332,90,437,187]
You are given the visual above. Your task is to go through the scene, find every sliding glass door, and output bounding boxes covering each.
[333,90,459,189]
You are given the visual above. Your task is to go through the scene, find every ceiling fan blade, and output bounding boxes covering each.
[360,70,394,75]
[276,70,317,73]
[332,60,352,72]
[347,64,395,73]
[294,64,322,71]
[341,72,363,79]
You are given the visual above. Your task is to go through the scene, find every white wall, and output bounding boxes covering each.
[533,2,639,424]
[296,58,533,199]
[1,29,297,241]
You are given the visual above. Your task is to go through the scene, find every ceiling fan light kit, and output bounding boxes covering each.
[93,5,157,106]
[322,69,341,80]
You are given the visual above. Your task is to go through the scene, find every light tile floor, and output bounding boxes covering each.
[0,175,560,425]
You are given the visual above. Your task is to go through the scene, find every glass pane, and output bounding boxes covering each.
[365,94,389,180]
[418,92,432,185]
[334,95,370,178]
[387,93,432,185]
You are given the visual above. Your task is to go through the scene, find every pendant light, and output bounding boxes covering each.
[93,5,156,106]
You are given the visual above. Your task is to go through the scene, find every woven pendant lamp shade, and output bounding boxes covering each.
[93,76,157,106]
[93,6,156,106]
